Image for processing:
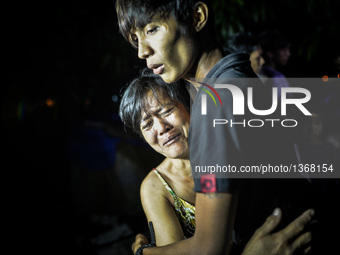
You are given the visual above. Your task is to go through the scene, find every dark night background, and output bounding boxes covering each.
[2,0,339,254]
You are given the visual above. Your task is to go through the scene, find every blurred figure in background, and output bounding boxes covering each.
[225,32,265,77]
[259,29,291,96]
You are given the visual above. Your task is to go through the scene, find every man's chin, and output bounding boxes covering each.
[160,73,180,84]
[159,74,171,83]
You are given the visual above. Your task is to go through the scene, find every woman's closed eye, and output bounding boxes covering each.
[141,107,174,130]
[161,108,174,117]
[142,120,153,130]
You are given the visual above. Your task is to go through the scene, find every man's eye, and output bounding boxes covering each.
[131,35,138,42]
[130,35,138,48]
[147,27,159,35]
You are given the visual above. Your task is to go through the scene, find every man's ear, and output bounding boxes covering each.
[193,2,208,32]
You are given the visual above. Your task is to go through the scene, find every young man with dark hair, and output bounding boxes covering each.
[115,1,332,254]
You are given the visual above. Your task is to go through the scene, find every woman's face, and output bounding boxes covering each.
[140,90,190,159]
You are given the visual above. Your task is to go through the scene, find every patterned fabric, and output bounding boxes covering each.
[153,169,196,237]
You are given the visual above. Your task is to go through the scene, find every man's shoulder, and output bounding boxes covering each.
[206,53,256,79]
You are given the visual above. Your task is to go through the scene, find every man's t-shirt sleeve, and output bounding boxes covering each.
[189,84,242,193]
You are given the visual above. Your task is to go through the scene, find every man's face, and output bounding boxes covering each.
[140,90,190,159]
[250,46,265,75]
[131,15,198,83]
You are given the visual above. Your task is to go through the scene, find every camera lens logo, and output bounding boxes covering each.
[199,82,222,114]
[200,174,217,193]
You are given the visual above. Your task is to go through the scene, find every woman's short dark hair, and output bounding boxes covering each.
[115,0,214,48]
[119,68,191,137]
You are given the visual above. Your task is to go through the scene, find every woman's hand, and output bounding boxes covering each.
[131,233,149,254]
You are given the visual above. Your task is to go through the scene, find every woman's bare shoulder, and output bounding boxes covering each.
[140,169,165,197]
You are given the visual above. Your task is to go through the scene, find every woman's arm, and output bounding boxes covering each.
[140,173,186,246]
[132,191,238,255]
[132,198,315,255]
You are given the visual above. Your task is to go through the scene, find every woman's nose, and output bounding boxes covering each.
[154,118,172,135]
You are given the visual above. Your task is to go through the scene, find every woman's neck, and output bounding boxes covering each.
[161,158,192,178]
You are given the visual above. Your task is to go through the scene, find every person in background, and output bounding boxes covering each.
[259,29,291,96]
[224,32,265,77]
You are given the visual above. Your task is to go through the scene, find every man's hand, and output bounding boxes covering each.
[131,233,148,254]
[242,208,315,255]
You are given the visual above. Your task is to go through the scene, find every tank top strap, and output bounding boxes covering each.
[152,169,196,237]
[153,169,178,199]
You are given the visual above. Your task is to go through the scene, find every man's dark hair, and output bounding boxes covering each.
[115,0,217,49]
[119,68,191,137]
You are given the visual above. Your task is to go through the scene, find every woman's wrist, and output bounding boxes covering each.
[135,243,155,255]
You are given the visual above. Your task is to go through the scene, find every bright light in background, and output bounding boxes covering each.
[322,75,328,82]
[46,98,55,107]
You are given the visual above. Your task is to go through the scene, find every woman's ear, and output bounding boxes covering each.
[193,2,208,32]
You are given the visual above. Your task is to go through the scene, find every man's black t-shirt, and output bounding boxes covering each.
[189,53,336,254]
